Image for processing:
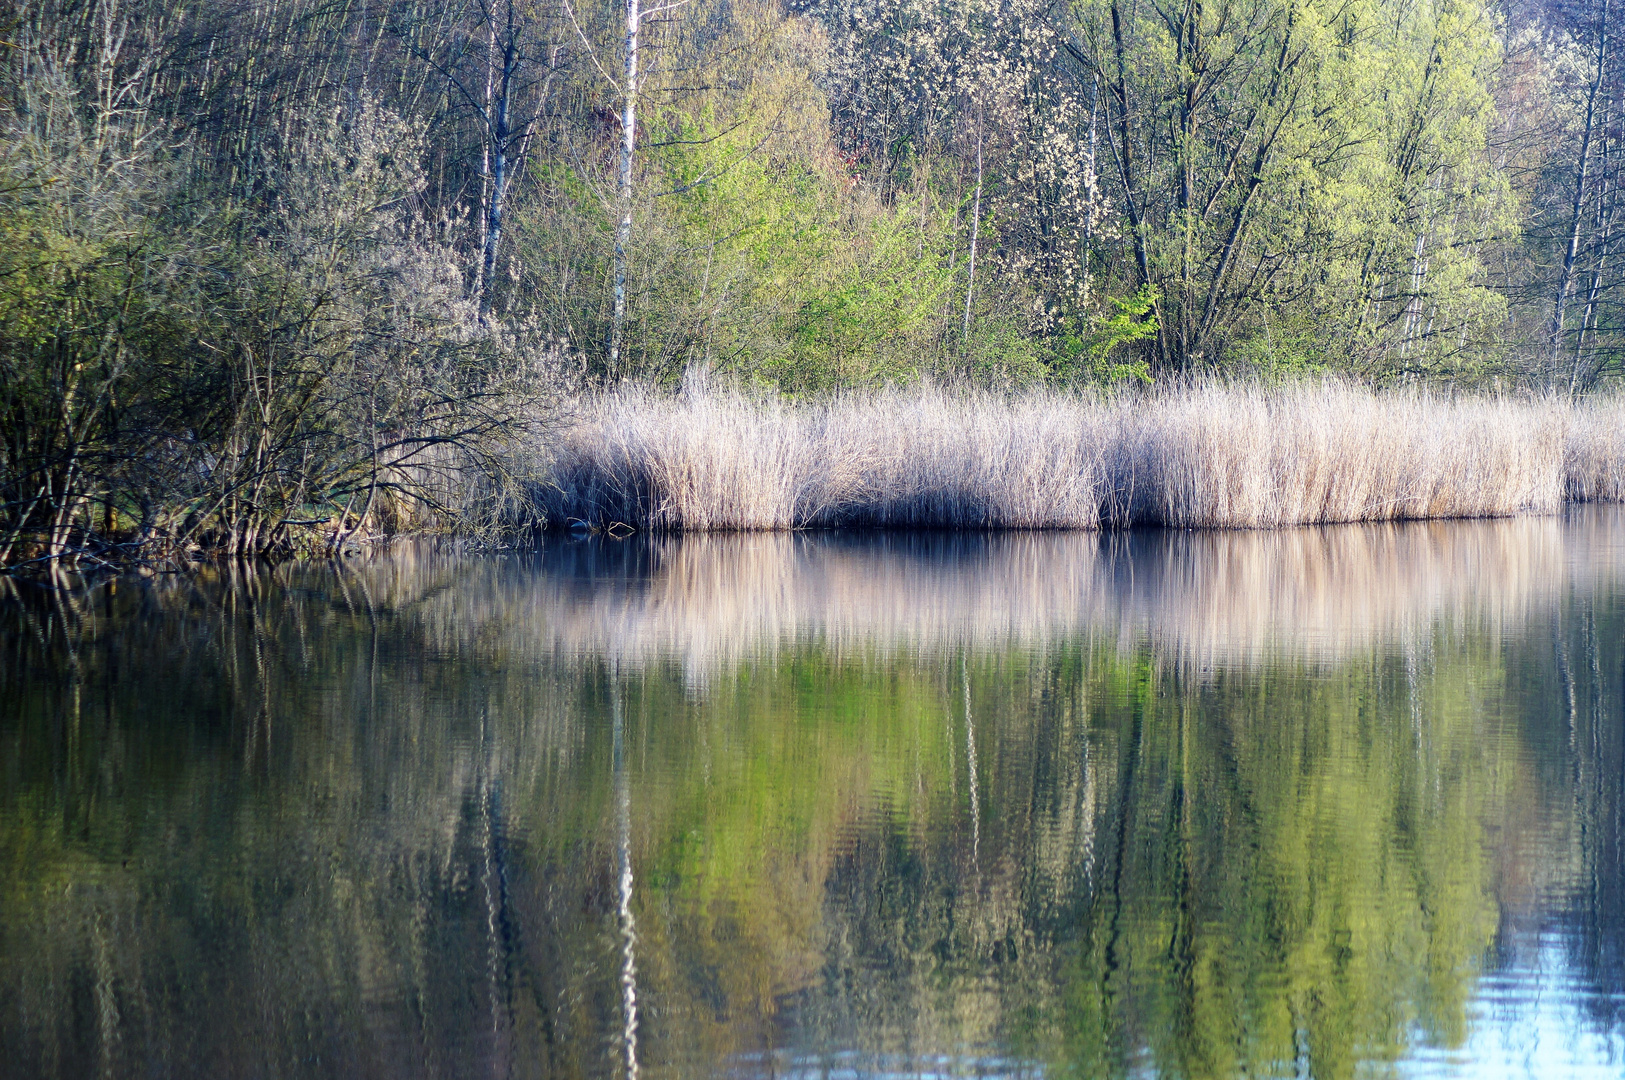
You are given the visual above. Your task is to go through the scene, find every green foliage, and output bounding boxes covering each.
[0,56,204,562]
[0,52,544,567]
[513,75,962,391]
[1225,312,1335,378]
[1066,0,1514,374]
[771,194,958,389]
[1087,284,1159,382]
[1048,284,1159,383]
[962,314,1052,385]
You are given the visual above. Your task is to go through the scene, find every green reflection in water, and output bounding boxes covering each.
[2,511,1623,1079]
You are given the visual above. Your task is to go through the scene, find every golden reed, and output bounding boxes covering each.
[536,383,1625,531]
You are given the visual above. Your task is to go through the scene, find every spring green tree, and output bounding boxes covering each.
[1064,0,1513,374]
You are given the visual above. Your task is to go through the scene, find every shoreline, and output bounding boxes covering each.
[7,500,1624,585]
[8,382,1625,576]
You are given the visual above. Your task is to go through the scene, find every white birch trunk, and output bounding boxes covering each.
[1555,0,1610,387]
[610,0,641,378]
[962,95,984,344]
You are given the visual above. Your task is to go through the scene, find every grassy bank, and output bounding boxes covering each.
[536,383,1625,531]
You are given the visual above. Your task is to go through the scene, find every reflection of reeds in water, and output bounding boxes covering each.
[1116,517,1562,668]
[537,384,1624,532]
[485,506,1625,676]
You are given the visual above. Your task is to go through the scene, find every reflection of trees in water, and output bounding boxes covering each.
[512,513,1611,677]
[1539,588,1625,1032]
[612,670,641,1080]
[1,514,1623,1079]
[774,643,1520,1080]
[0,565,614,1079]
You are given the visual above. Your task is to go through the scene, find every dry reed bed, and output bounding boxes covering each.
[535,384,1625,531]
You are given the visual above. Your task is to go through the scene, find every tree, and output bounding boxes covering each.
[1533,0,1625,391]
[397,0,568,313]
[1063,0,1512,374]
[611,0,642,375]
[0,1,553,570]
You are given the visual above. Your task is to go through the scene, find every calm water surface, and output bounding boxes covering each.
[4,509,1625,1079]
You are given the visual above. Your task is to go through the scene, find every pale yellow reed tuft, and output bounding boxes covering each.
[536,383,1625,531]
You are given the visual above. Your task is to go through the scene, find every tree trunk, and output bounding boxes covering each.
[474,13,497,302]
[963,94,984,345]
[1574,90,1620,393]
[1176,0,1199,367]
[479,37,511,315]
[1081,72,1099,303]
[1105,4,1155,333]
[610,0,641,379]
[1555,0,1610,388]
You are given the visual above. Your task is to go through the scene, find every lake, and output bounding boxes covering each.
[3,508,1624,1079]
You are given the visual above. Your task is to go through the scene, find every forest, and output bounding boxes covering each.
[3,0,1624,564]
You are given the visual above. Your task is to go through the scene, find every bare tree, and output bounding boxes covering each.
[1554,0,1611,390]
[407,0,565,313]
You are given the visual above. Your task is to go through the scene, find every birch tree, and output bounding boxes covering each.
[607,0,642,375]
[1539,0,1625,391]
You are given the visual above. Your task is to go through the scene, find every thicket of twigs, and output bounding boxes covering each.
[0,5,567,573]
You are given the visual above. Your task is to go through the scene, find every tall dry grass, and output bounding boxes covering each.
[1565,398,1625,504]
[534,383,1625,531]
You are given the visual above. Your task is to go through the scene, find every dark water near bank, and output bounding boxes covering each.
[4,511,1625,1080]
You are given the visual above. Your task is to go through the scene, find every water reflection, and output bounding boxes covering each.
[2,508,1624,1079]
[438,513,1611,676]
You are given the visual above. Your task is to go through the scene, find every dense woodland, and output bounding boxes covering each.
[2,0,1623,563]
